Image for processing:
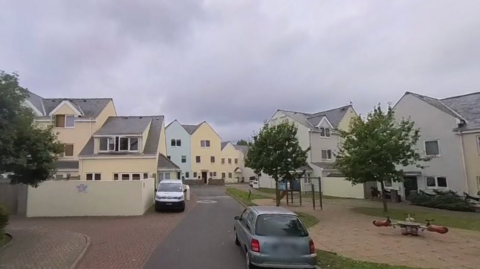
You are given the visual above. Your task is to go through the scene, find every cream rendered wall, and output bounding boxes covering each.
[80,158,157,180]
[27,179,154,217]
[158,120,167,156]
[337,106,357,131]
[221,143,241,183]
[190,123,222,177]
[238,150,256,181]
[142,122,152,152]
[461,132,480,194]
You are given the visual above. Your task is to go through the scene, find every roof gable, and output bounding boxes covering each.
[404,92,463,120]
[48,100,84,116]
[43,98,112,119]
[181,123,202,135]
[277,105,351,130]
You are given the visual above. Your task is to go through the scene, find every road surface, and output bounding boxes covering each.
[143,185,246,269]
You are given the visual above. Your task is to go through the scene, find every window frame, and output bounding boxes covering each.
[321,149,332,160]
[86,173,101,181]
[99,136,139,153]
[476,136,480,155]
[196,156,201,163]
[425,176,448,189]
[228,172,232,178]
[221,158,225,164]
[210,156,215,163]
[176,139,181,146]
[171,139,176,147]
[181,155,187,163]
[65,115,75,128]
[424,140,440,157]
[228,158,232,164]
[234,158,238,164]
[63,144,74,157]
[201,140,211,148]
[193,172,197,178]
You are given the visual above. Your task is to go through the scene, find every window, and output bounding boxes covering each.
[86,173,101,181]
[320,127,324,136]
[384,179,393,188]
[101,137,139,152]
[185,172,190,178]
[319,127,331,138]
[63,144,74,157]
[321,150,332,160]
[201,140,211,148]
[99,137,115,152]
[55,115,65,127]
[424,140,440,156]
[132,174,141,180]
[221,158,225,164]
[129,138,139,151]
[211,156,215,163]
[167,155,171,160]
[325,128,331,137]
[305,176,311,184]
[55,115,75,128]
[426,176,448,188]
[196,156,201,163]
[114,174,119,180]
[228,158,232,164]
[209,172,213,177]
[143,173,148,179]
[121,174,130,180]
[119,137,129,151]
[222,173,226,179]
[477,136,480,155]
[255,215,308,237]
[213,172,217,177]
[181,155,187,163]
[171,139,176,146]
[164,173,171,180]
[176,139,181,146]
[235,158,238,164]
[193,172,197,178]
[228,172,232,178]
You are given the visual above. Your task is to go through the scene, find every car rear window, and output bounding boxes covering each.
[255,214,308,237]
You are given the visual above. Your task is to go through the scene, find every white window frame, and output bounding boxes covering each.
[383,179,393,188]
[201,140,211,148]
[65,115,75,128]
[176,139,181,146]
[424,140,440,157]
[99,136,139,153]
[319,127,331,138]
[321,149,332,160]
[114,173,145,181]
[86,173,101,181]
[425,176,447,189]
[181,155,187,163]
[99,137,116,152]
[170,139,176,147]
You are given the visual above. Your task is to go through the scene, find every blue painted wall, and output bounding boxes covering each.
[166,121,192,178]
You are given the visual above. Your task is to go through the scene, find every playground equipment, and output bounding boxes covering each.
[373,214,449,236]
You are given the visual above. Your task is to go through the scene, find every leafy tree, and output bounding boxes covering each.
[335,105,428,212]
[245,121,309,206]
[0,71,64,187]
[236,139,250,146]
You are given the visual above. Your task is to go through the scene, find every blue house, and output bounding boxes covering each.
[165,120,193,179]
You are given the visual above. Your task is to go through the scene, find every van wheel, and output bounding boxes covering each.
[179,206,185,212]
[234,229,240,246]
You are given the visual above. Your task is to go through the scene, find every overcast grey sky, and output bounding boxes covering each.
[1,0,480,141]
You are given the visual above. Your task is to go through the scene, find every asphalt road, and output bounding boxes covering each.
[143,185,246,269]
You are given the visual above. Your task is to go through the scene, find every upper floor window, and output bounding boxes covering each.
[171,139,182,147]
[221,158,225,164]
[426,176,447,188]
[99,136,139,152]
[171,139,175,146]
[477,136,480,155]
[228,158,232,164]
[181,155,187,163]
[201,140,211,148]
[196,156,201,163]
[55,115,75,128]
[86,173,101,181]
[424,140,440,156]
[321,149,332,160]
[211,156,215,163]
[234,158,238,164]
[320,127,331,138]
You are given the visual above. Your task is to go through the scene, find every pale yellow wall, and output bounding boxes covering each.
[159,120,167,155]
[190,122,222,177]
[142,122,152,152]
[461,132,480,194]
[26,178,154,217]
[80,158,157,180]
[337,106,358,131]
[221,143,241,182]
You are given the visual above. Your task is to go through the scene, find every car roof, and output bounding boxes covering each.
[249,206,296,216]
[159,180,182,184]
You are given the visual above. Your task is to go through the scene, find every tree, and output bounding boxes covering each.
[335,104,428,212]
[0,71,64,187]
[236,139,250,146]
[245,121,310,206]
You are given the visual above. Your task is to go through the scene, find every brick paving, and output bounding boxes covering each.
[6,194,198,269]
[253,197,480,269]
[0,227,88,269]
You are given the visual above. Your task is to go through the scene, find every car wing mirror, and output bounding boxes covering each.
[234,216,241,220]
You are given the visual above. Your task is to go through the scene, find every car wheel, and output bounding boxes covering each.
[179,206,185,212]
[234,229,240,246]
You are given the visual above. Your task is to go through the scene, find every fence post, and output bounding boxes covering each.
[318,177,323,210]
[311,184,316,210]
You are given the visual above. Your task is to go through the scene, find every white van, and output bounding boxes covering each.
[155,180,185,212]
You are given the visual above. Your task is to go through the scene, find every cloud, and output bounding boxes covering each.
[1,0,480,141]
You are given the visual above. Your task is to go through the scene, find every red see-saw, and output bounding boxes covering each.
[373,214,448,236]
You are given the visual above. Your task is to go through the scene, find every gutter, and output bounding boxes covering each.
[457,131,470,194]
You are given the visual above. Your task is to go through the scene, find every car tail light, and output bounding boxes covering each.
[251,239,260,252]
[309,240,315,254]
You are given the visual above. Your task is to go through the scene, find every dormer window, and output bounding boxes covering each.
[55,115,75,128]
[99,136,139,152]
[320,127,331,138]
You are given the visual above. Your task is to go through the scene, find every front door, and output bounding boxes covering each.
[201,172,208,183]
[403,176,418,200]
[177,172,181,179]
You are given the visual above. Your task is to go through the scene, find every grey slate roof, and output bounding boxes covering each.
[26,91,112,118]
[79,115,164,156]
[181,123,202,135]
[221,142,231,150]
[56,161,79,170]
[279,105,351,130]
[233,145,248,155]
[406,91,480,130]
[157,154,181,170]
[95,116,152,135]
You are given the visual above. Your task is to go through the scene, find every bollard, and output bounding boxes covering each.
[184,185,191,201]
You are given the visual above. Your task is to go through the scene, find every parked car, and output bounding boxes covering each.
[249,178,258,187]
[233,206,317,268]
[155,180,186,212]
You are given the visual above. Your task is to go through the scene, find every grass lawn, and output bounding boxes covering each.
[225,187,270,206]
[352,207,480,232]
[295,211,319,228]
[317,250,428,269]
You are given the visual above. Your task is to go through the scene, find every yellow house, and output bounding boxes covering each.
[220,142,241,183]
[189,121,222,182]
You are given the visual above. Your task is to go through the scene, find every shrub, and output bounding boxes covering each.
[0,205,9,239]
[410,191,476,212]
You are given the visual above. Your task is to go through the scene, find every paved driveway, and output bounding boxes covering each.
[144,185,246,269]
[8,196,198,269]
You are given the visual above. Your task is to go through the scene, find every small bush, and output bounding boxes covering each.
[0,205,9,239]
[410,191,476,212]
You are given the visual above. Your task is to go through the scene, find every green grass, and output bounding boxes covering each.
[316,250,427,269]
[295,211,319,228]
[352,207,480,232]
[225,187,270,206]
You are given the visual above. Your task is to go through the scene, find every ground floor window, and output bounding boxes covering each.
[86,173,101,181]
[228,172,232,178]
[114,173,148,181]
[384,179,393,188]
[221,173,226,179]
[185,172,190,178]
[425,176,447,188]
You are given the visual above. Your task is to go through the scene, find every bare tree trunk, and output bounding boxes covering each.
[380,180,388,212]
[275,180,280,206]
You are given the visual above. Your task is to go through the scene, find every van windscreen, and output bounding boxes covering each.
[159,183,182,192]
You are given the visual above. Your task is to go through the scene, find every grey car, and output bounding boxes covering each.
[233,206,317,269]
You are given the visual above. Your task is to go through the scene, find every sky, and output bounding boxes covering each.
[1,0,480,142]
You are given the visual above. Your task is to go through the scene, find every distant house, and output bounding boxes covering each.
[393,91,480,198]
